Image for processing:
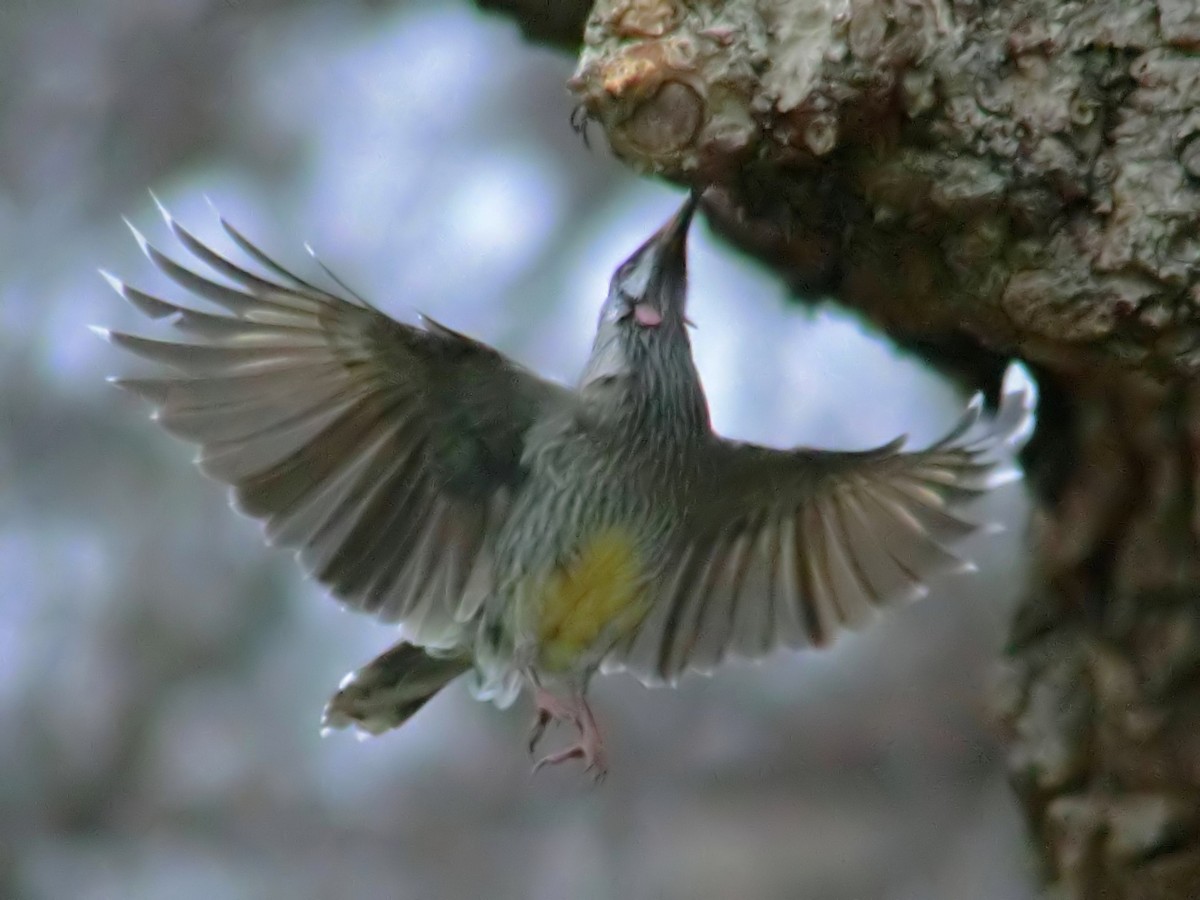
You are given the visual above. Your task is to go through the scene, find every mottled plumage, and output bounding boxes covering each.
[99,193,1034,776]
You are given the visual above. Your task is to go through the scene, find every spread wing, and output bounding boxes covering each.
[605,366,1035,684]
[99,203,569,647]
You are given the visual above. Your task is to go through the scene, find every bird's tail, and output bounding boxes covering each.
[320,642,473,737]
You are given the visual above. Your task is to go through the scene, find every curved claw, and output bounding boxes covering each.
[528,707,553,756]
[528,687,579,752]
[526,687,607,780]
[532,741,607,782]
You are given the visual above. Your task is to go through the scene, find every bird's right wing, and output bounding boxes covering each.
[100,204,570,647]
[605,366,1035,684]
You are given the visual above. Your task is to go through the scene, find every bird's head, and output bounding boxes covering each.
[582,192,699,390]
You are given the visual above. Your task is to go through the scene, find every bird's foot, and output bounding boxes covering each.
[527,688,607,780]
[527,686,579,754]
[531,738,607,780]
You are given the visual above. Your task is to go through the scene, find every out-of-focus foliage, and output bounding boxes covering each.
[1,2,1036,898]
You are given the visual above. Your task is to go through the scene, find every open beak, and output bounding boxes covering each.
[623,191,700,327]
[651,190,699,262]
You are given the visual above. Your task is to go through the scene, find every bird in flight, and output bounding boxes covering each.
[98,192,1033,778]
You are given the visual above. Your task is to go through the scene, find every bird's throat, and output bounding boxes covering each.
[633,304,662,327]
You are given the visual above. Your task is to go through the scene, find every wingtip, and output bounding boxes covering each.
[909,583,932,604]
[982,465,1022,489]
[998,360,1038,449]
[122,216,152,258]
[945,360,1037,457]
[204,194,234,233]
[98,269,125,295]
[104,376,131,397]
[148,189,172,226]
[88,324,113,342]
[1001,359,1037,402]
[96,328,159,357]
[104,376,166,411]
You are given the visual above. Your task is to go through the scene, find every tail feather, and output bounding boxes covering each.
[320,642,472,737]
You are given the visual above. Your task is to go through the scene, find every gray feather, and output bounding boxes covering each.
[102,203,568,647]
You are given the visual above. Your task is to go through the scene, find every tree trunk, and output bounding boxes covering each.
[481,0,1200,896]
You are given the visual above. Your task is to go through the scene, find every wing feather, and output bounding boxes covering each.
[608,367,1035,684]
[102,204,568,646]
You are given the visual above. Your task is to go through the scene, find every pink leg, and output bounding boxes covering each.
[528,686,579,754]
[527,687,607,780]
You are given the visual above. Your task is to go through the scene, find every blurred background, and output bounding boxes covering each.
[0,1,1037,898]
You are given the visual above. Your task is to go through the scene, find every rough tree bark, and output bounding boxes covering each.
[479,0,1200,897]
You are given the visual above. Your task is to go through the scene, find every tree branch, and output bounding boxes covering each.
[481,2,1200,897]
[564,0,1200,382]
[474,0,591,48]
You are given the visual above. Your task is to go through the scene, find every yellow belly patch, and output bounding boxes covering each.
[535,527,648,672]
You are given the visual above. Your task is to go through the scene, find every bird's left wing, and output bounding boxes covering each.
[604,367,1035,685]
[99,204,569,647]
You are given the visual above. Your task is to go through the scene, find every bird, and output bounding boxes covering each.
[97,191,1034,778]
